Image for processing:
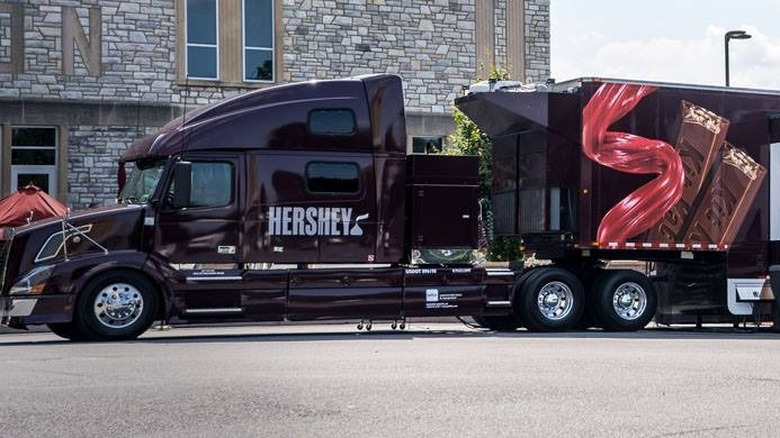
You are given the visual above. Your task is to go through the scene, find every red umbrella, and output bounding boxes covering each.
[0,185,67,231]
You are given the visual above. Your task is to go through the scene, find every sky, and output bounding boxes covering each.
[550,0,780,89]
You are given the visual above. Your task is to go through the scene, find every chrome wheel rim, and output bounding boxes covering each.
[612,282,647,321]
[536,281,573,321]
[93,283,144,329]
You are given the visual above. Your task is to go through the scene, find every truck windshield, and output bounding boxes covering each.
[119,161,165,204]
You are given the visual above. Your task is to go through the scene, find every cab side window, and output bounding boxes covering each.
[170,161,233,208]
[306,161,360,194]
[192,162,233,207]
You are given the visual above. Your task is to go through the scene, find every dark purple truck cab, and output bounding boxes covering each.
[2,74,780,341]
[0,74,515,340]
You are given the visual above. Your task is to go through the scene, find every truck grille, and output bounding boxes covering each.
[0,239,11,293]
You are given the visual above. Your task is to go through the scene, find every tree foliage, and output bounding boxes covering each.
[448,65,522,261]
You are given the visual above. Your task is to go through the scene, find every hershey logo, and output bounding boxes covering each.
[268,207,368,237]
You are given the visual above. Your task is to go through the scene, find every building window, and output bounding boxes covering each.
[11,127,58,195]
[243,0,274,82]
[412,137,443,154]
[179,0,278,85]
[185,0,219,80]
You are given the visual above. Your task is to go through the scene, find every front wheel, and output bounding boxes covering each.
[75,271,159,341]
[518,267,584,332]
[593,270,657,331]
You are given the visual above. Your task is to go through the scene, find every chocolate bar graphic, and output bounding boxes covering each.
[684,143,766,247]
[649,101,729,241]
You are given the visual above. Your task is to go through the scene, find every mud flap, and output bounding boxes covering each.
[770,266,780,331]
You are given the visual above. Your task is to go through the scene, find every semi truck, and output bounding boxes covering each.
[1,74,779,341]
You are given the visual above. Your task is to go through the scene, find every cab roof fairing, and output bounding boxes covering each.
[120,74,405,163]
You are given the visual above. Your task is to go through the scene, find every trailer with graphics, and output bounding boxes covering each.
[1,74,779,340]
[456,77,780,330]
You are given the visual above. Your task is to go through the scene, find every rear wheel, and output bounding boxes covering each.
[772,300,780,333]
[75,271,159,341]
[593,270,656,331]
[519,267,584,332]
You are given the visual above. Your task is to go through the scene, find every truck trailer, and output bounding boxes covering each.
[457,76,780,330]
[1,74,779,340]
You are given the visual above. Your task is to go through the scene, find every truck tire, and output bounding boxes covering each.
[472,315,520,331]
[75,271,159,341]
[470,269,540,331]
[593,270,657,331]
[518,267,584,332]
[46,322,85,341]
[772,300,780,333]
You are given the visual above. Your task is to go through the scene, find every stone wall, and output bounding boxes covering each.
[0,0,550,208]
[1,0,550,104]
[68,125,157,207]
[281,0,550,113]
[525,0,549,82]
[282,0,477,113]
[0,1,177,101]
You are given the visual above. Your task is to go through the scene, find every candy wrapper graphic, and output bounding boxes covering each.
[649,101,729,242]
[582,83,685,244]
[684,143,766,247]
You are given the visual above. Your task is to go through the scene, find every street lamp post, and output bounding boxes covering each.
[724,30,751,87]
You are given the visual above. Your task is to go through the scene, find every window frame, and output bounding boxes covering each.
[184,0,220,81]
[177,0,281,87]
[242,0,275,83]
[412,136,444,154]
[10,126,59,195]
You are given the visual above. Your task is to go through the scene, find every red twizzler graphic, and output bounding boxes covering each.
[582,83,684,244]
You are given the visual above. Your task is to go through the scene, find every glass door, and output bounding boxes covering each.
[10,127,58,196]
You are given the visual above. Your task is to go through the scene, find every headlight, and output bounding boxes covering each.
[9,265,55,295]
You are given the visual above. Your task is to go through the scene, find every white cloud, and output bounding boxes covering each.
[552,25,780,90]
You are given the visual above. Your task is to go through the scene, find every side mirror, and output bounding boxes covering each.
[171,161,192,209]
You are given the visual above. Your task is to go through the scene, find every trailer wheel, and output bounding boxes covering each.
[519,267,584,332]
[593,270,656,331]
[75,270,159,341]
[46,322,85,341]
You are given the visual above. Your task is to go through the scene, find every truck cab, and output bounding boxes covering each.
[0,74,502,341]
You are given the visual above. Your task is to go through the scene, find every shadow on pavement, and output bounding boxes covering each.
[1,321,778,346]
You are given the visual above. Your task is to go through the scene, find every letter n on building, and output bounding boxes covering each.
[62,6,101,76]
[0,4,24,75]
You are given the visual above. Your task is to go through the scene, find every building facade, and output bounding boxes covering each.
[0,0,549,208]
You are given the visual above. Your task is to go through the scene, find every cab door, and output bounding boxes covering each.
[154,153,243,264]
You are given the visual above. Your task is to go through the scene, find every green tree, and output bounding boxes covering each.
[448,64,523,261]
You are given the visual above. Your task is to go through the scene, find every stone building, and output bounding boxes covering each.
[0,0,549,209]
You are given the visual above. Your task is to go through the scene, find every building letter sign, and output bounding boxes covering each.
[62,6,101,76]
